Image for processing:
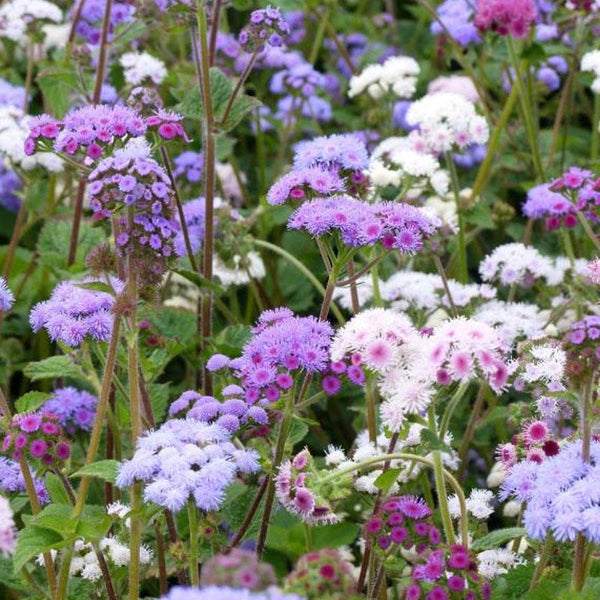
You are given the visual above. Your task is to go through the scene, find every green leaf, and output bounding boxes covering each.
[520,42,547,64]
[13,526,64,572]
[14,391,51,413]
[312,522,360,549]
[374,468,402,494]
[24,356,84,382]
[173,268,225,295]
[74,282,115,295]
[471,527,526,551]
[44,473,71,505]
[71,460,119,484]
[148,383,170,423]
[0,556,28,592]
[36,65,81,118]
[31,505,77,538]
[220,93,262,133]
[76,505,112,541]
[419,429,453,454]
[288,419,309,445]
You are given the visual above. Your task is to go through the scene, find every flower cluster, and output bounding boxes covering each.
[0,495,16,556]
[522,182,577,229]
[431,0,480,47]
[501,440,600,543]
[550,167,600,221]
[0,457,48,503]
[582,50,600,94]
[275,449,340,525]
[348,55,420,100]
[0,165,21,212]
[29,277,123,347]
[239,7,290,53]
[71,0,135,45]
[116,419,260,513]
[293,133,370,176]
[474,0,537,38]
[0,0,62,43]
[202,549,277,591]
[88,140,178,285]
[1,411,71,465]
[267,167,345,206]
[284,549,357,598]
[41,387,97,434]
[405,92,489,154]
[565,315,600,378]
[0,78,25,108]
[160,587,304,600]
[120,51,167,86]
[0,276,14,312]
[174,151,204,184]
[288,197,436,252]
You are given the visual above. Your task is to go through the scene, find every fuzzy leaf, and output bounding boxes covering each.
[44,473,72,506]
[374,468,402,494]
[24,356,84,382]
[36,65,81,118]
[14,391,51,413]
[471,527,526,551]
[13,526,64,573]
[71,460,119,484]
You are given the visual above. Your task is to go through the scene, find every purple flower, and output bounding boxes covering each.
[0,277,14,312]
[72,0,135,45]
[239,7,290,53]
[160,586,304,600]
[266,167,345,205]
[0,457,48,504]
[42,387,97,434]
[430,0,480,46]
[0,165,22,213]
[293,133,369,172]
[0,78,26,108]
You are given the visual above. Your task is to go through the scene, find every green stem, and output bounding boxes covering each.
[253,239,345,324]
[365,377,378,443]
[576,211,600,253]
[445,153,467,283]
[433,254,457,317]
[506,37,545,181]
[592,94,600,164]
[439,382,470,439]
[529,534,553,591]
[188,501,199,586]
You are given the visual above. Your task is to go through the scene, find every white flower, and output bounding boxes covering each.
[0,0,62,43]
[120,51,167,86]
[379,375,434,431]
[519,343,566,386]
[487,462,506,488]
[0,496,16,556]
[503,500,521,518]
[582,50,600,94]
[213,251,266,288]
[448,489,494,520]
[324,445,346,466]
[348,56,419,99]
[477,548,524,579]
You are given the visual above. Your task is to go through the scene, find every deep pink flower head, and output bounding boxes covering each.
[474,0,537,38]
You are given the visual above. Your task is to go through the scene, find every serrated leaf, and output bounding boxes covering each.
[74,282,115,295]
[45,473,71,505]
[288,419,309,445]
[148,383,170,423]
[71,460,119,484]
[13,526,64,572]
[14,391,51,413]
[76,505,113,541]
[31,504,77,537]
[220,94,262,133]
[173,268,225,295]
[24,356,84,382]
[472,527,526,551]
[374,468,402,494]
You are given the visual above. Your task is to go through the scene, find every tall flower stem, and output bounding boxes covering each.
[529,533,553,591]
[445,153,467,283]
[2,201,26,280]
[188,501,200,586]
[592,94,600,163]
[576,211,600,253]
[207,0,223,65]
[439,382,470,439]
[506,37,545,182]
[429,407,456,545]
[433,254,457,317]
[0,391,56,594]
[193,8,217,395]
[219,51,259,126]
[457,384,487,478]
[54,315,121,600]
[365,377,378,443]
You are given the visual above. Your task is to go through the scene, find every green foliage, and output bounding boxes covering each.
[23,356,85,382]
[14,391,51,413]
[36,65,82,118]
[471,527,527,551]
[71,460,119,484]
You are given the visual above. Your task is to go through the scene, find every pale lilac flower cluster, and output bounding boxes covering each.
[160,586,304,600]
[501,440,600,543]
[0,495,16,556]
[42,387,97,434]
[293,133,370,174]
[0,457,48,503]
[29,277,123,347]
[267,167,345,205]
[431,0,481,46]
[202,549,276,591]
[503,56,568,93]
[116,420,260,513]
[71,0,135,45]
[288,196,436,252]
[0,276,14,312]
[127,86,164,116]
[168,389,268,435]
[1,411,71,465]
[0,78,26,108]
[25,105,147,159]
[565,315,600,377]
[88,141,178,282]
[474,0,537,38]
[239,7,290,53]
[550,167,600,222]
[275,449,340,525]
[173,150,204,184]
[0,165,21,212]
[174,198,206,256]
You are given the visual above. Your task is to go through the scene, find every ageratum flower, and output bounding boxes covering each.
[0,165,21,212]
[0,276,14,312]
[0,457,48,503]
[29,277,123,347]
[71,0,135,45]
[239,7,290,53]
[266,167,345,205]
[287,196,436,252]
[348,55,420,100]
[0,496,16,556]
[202,549,276,591]
[0,0,62,44]
[88,139,178,286]
[474,0,537,38]
[42,387,97,434]
[116,420,260,513]
[160,586,304,600]
[523,182,577,229]
[431,0,480,46]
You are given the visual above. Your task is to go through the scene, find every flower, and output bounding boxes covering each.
[116,419,260,513]
[477,548,524,579]
[267,166,345,205]
[474,0,537,38]
[29,277,123,347]
[0,276,14,312]
[582,50,600,94]
[239,7,290,53]
[41,387,97,434]
[430,0,480,46]
[293,133,369,173]
[0,495,16,555]
[348,55,420,99]
[0,457,48,503]
[202,549,276,591]
[120,51,167,86]
[160,586,304,600]
[71,0,134,45]
[0,0,62,44]
[522,183,576,230]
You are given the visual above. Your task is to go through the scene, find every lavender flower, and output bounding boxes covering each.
[0,276,14,312]
[266,167,345,205]
[160,586,304,600]
[0,78,26,108]
[431,0,481,46]
[42,387,97,434]
[0,457,48,503]
[0,165,21,212]
[29,277,123,347]
[116,419,260,513]
[293,133,369,173]
[239,7,290,53]
[173,150,204,184]
[522,182,576,229]
[174,198,206,256]
[287,196,436,252]
[270,61,325,98]
[202,549,276,591]
[71,0,135,45]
